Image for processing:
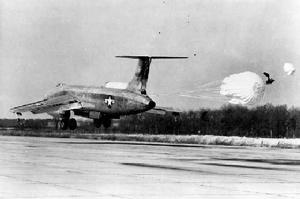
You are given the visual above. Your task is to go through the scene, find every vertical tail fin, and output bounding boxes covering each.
[116,56,188,94]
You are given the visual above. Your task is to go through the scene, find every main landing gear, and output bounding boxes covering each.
[58,111,77,130]
[93,117,111,129]
[58,118,77,130]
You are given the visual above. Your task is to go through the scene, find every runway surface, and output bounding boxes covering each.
[0,136,300,199]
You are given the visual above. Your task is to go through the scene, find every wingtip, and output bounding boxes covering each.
[9,107,22,116]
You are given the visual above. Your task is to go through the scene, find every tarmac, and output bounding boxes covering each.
[0,135,300,199]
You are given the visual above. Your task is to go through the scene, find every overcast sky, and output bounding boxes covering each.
[1,0,300,118]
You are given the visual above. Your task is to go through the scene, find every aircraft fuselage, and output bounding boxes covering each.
[47,84,155,119]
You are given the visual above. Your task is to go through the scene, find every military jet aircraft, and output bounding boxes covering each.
[10,56,187,130]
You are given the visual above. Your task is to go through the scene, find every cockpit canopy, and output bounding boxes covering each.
[104,82,128,89]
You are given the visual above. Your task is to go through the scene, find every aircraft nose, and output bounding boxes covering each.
[148,100,156,109]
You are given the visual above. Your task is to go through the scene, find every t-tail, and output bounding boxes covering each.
[116,56,188,94]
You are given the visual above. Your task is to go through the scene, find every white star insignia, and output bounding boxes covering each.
[104,96,115,108]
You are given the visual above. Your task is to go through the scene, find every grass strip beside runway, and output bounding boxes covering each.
[0,129,300,148]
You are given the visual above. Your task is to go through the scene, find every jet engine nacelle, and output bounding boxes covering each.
[104,82,128,89]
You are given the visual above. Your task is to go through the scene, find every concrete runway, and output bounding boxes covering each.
[0,136,300,199]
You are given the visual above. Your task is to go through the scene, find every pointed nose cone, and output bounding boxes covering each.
[148,100,156,109]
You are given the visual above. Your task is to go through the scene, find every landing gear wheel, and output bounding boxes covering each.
[59,119,69,130]
[69,118,77,130]
[103,118,111,129]
[94,119,102,128]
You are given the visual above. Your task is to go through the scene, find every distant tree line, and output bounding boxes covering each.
[1,104,300,138]
[119,104,300,138]
[0,119,53,129]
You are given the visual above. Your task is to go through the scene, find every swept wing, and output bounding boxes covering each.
[10,94,82,115]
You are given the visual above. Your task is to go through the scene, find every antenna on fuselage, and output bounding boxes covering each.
[116,56,188,94]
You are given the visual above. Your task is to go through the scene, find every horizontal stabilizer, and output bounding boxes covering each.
[116,56,188,59]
